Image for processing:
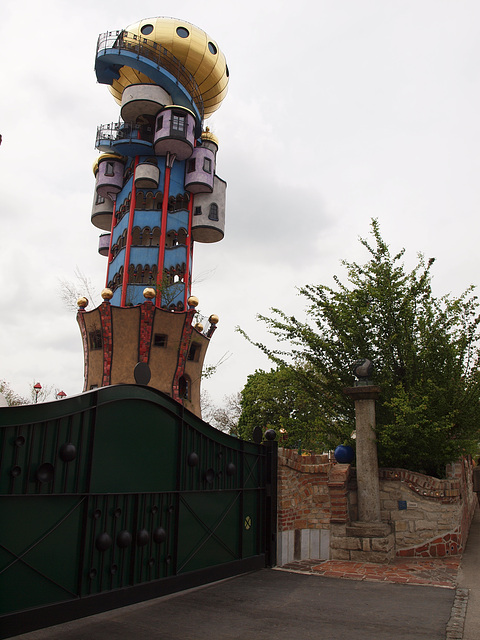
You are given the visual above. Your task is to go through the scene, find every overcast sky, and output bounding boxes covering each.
[1,0,479,406]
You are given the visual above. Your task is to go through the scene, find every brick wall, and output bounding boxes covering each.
[276,448,476,564]
[277,448,350,564]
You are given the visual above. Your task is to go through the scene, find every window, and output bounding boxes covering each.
[188,343,201,362]
[154,334,168,347]
[187,158,196,173]
[178,375,190,399]
[194,206,202,216]
[105,162,114,177]
[208,203,219,221]
[203,157,212,174]
[89,330,102,350]
[171,114,185,134]
[156,115,163,131]
[95,193,105,204]
[176,26,189,38]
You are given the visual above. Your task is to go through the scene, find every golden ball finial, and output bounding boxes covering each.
[208,314,219,324]
[143,287,156,300]
[77,297,88,309]
[187,295,199,308]
[195,323,204,332]
[101,288,113,300]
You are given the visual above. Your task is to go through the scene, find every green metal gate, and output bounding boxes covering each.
[0,386,277,638]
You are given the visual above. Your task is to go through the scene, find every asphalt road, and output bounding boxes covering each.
[10,569,454,640]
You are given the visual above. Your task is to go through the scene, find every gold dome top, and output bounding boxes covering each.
[110,17,229,119]
[93,153,125,176]
[201,127,219,147]
[187,295,199,308]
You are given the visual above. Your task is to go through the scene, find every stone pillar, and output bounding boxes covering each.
[344,385,381,523]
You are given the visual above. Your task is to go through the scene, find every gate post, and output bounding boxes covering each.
[264,430,278,567]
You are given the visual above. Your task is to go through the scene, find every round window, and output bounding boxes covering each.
[176,26,190,38]
[141,24,154,35]
[208,41,218,55]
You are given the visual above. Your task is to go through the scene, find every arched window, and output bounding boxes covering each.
[142,227,151,246]
[177,228,187,245]
[131,227,141,246]
[208,203,219,221]
[128,264,136,283]
[136,191,145,210]
[145,192,155,210]
[165,230,176,248]
[151,227,161,246]
[178,375,190,399]
[155,192,163,210]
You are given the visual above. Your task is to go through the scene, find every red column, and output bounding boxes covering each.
[156,159,172,308]
[120,157,139,307]
[184,194,194,308]
[105,201,117,288]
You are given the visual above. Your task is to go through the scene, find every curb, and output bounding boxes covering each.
[446,588,469,639]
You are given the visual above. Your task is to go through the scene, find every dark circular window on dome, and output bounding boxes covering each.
[226,65,230,77]
[141,24,154,35]
[208,41,218,55]
[176,26,190,38]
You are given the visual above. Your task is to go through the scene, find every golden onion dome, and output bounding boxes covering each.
[201,127,219,147]
[93,153,125,176]
[109,17,229,119]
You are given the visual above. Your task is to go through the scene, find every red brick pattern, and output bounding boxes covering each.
[99,301,113,386]
[301,558,460,588]
[278,448,350,531]
[172,308,196,402]
[76,310,89,392]
[380,467,461,502]
[396,530,462,558]
[139,301,155,362]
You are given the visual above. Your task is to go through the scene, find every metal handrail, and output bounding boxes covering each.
[95,120,154,148]
[96,30,204,120]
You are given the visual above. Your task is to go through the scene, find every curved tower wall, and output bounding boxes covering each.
[78,16,228,416]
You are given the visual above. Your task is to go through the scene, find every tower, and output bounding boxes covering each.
[77,17,229,417]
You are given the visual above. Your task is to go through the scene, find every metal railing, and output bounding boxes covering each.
[95,120,154,148]
[96,30,204,120]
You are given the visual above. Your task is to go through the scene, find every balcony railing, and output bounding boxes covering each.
[96,120,154,148]
[96,30,204,121]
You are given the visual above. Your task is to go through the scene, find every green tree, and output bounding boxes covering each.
[237,366,334,452]
[239,220,480,476]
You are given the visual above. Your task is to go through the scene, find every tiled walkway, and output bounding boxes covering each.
[279,557,460,588]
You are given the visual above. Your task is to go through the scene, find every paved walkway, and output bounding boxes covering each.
[458,505,480,640]
[281,557,460,588]
[9,569,454,640]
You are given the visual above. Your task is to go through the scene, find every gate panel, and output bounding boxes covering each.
[0,496,84,615]
[91,400,179,493]
[177,491,242,573]
[0,386,277,638]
